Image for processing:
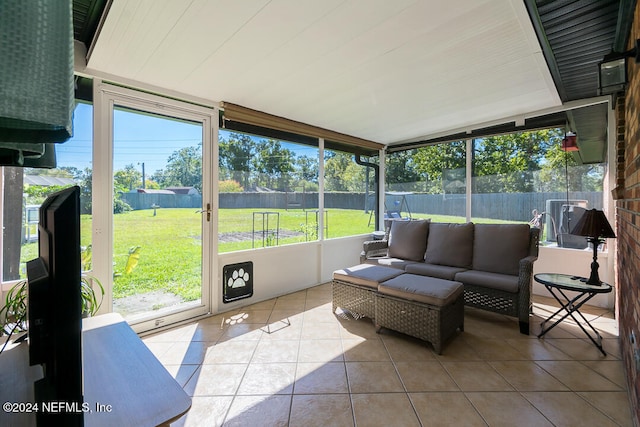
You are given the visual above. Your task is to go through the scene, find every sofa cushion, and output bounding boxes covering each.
[365,257,419,270]
[333,264,404,289]
[472,224,530,276]
[454,269,519,293]
[405,262,468,280]
[424,222,474,268]
[387,219,430,262]
[378,274,463,306]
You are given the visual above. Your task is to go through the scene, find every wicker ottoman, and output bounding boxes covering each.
[332,264,404,320]
[375,274,464,354]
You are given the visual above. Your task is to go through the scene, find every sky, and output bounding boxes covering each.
[55,103,318,177]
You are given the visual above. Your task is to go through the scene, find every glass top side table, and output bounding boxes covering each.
[534,273,612,356]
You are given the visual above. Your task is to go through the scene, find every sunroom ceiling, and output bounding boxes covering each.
[83,0,562,145]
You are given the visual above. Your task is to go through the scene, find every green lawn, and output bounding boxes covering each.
[18,208,524,302]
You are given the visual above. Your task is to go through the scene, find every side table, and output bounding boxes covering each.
[534,273,612,356]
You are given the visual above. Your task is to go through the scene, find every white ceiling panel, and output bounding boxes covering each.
[86,0,561,145]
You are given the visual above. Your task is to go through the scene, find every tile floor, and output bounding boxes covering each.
[142,283,634,426]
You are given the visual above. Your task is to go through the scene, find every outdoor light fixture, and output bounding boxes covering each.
[570,209,616,285]
[561,132,578,151]
[598,39,640,95]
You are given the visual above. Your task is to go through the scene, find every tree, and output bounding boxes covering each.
[219,133,255,189]
[386,150,421,191]
[252,139,295,190]
[114,164,143,192]
[413,142,466,194]
[472,130,559,193]
[154,145,202,191]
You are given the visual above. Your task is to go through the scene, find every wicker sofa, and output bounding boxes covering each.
[360,220,540,334]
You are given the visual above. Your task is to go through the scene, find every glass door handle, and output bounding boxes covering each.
[196,203,211,221]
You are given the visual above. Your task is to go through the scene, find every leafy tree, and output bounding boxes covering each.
[295,155,318,184]
[154,145,202,191]
[412,142,466,194]
[252,139,295,190]
[386,150,421,191]
[324,152,367,192]
[114,164,143,191]
[219,133,255,189]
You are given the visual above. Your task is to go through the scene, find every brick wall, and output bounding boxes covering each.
[618,4,640,424]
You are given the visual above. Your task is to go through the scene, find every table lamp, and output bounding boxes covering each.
[570,209,616,285]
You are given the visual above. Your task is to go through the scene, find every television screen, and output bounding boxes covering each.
[26,185,84,426]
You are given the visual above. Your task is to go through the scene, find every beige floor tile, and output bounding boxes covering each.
[303,303,336,322]
[203,339,258,364]
[489,361,569,391]
[237,363,296,395]
[156,289,633,427]
[163,364,199,388]
[582,359,628,388]
[505,337,572,360]
[380,334,437,361]
[578,391,635,427]
[395,361,459,392]
[251,339,299,363]
[289,394,354,427]
[522,391,620,427]
[351,393,421,427]
[535,361,623,391]
[223,395,291,427]
[218,322,264,341]
[294,362,349,394]
[345,361,404,393]
[462,336,528,360]
[298,339,344,363]
[158,341,211,365]
[466,391,554,426]
[441,361,514,391]
[260,318,303,340]
[225,308,272,325]
[338,318,380,340]
[301,320,342,340]
[342,338,390,362]
[410,392,487,426]
[433,336,483,360]
[544,337,613,360]
[184,363,247,396]
[171,396,232,427]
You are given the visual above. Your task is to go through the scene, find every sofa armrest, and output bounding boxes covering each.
[362,240,389,261]
[517,254,538,329]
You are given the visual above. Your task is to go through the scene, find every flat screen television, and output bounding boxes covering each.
[26,185,84,426]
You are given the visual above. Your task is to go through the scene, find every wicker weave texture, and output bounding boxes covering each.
[375,293,464,354]
[332,279,376,320]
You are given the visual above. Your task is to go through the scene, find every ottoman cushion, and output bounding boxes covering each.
[333,264,404,289]
[378,274,463,306]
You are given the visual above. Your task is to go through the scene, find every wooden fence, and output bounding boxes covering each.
[120,191,602,223]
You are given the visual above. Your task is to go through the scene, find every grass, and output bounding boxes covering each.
[17,208,525,304]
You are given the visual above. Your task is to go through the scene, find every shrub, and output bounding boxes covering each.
[219,180,244,192]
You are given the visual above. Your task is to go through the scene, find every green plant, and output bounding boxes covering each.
[0,273,105,339]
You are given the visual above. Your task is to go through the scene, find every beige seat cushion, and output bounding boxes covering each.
[333,264,404,289]
[378,274,463,306]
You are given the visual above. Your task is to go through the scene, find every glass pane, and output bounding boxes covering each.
[112,107,203,321]
[218,130,319,252]
[470,129,605,246]
[323,148,376,237]
[386,142,467,226]
[2,102,93,282]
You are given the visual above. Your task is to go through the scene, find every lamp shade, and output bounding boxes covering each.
[570,209,616,239]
